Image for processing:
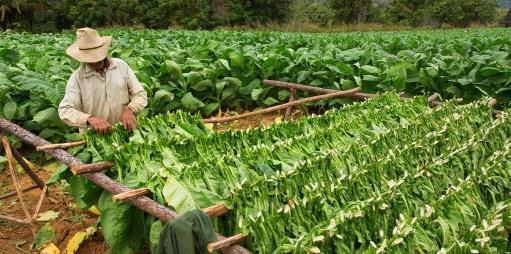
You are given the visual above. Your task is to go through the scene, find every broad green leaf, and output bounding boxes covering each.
[154,89,174,102]
[263,97,279,106]
[360,65,381,75]
[191,80,213,92]
[162,177,197,214]
[181,92,205,111]
[251,88,264,101]
[3,101,17,120]
[34,223,55,249]
[99,192,147,254]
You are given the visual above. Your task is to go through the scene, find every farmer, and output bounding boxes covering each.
[58,28,147,134]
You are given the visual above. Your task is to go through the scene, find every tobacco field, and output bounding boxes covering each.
[1,28,511,143]
[74,92,511,253]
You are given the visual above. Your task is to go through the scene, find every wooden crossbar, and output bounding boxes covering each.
[71,161,115,175]
[112,188,151,202]
[209,234,245,253]
[36,140,87,151]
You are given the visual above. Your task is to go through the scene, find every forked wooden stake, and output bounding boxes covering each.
[208,234,245,253]
[112,188,151,202]
[2,137,36,236]
[36,140,87,151]
[71,161,115,175]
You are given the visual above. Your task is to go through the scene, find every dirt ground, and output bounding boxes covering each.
[0,164,108,254]
[0,108,304,254]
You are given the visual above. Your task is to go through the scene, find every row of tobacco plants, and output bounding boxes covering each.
[52,93,511,253]
[1,28,511,143]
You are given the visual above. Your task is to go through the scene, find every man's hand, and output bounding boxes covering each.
[120,107,137,131]
[87,116,112,134]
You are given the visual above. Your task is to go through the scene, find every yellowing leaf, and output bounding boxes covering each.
[274,116,282,124]
[37,210,60,222]
[40,243,60,254]
[88,205,100,216]
[204,123,214,130]
[65,232,87,254]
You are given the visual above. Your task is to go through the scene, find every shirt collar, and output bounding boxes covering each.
[80,57,118,78]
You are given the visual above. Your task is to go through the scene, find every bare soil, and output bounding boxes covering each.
[0,166,108,254]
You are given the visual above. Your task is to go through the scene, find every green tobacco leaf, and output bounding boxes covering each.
[47,165,71,185]
[224,77,242,87]
[162,177,197,214]
[3,101,17,120]
[0,48,20,64]
[164,60,184,80]
[154,89,174,102]
[149,221,163,254]
[99,192,147,254]
[34,223,55,249]
[33,108,60,124]
[360,65,381,75]
[251,88,265,101]
[191,80,213,92]
[263,97,279,106]
[203,102,219,115]
[181,92,205,111]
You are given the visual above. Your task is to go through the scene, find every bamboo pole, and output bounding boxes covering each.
[204,87,361,123]
[0,118,250,254]
[71,161,115,175]
[36,140,87,151]
[112,188,151,202]
[208,234,245,253]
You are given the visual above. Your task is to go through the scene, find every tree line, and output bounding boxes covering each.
[0,0,502,32]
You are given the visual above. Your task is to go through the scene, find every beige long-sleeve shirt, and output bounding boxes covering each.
[58,57,148,132]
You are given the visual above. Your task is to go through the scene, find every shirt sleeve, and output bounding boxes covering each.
[58,73,91,128]
[125,64,148,113]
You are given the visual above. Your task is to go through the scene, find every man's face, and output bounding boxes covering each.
[87,59,106,71]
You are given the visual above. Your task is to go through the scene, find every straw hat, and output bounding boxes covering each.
[66,28,112,63]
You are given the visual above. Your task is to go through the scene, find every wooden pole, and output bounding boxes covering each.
[36,140,87,151]
[32,184,47,220]
[263,80,374,99]
[11,146,45,189]
[208,234,245,253]
[204,87,361,123]
[0,118,250,254]
[427,93,440,103]
[0,184,39,200]
[112,188,151,202]
[0,214,30,224]
[283,89,296,121]
[71,161,115,175]
[203,204,230,218]
[290,88,309,115]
